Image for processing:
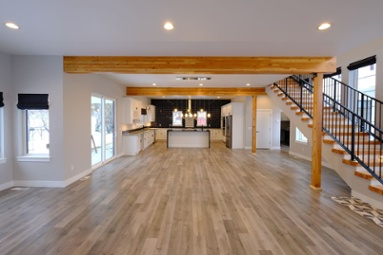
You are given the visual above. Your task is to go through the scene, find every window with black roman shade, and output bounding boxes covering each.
[0,92,4,107]
[347,55,376,71]
[17,94,49,110]
[324,67,341,78]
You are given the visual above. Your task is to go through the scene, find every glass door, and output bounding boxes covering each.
[91,95,116,166]
[104,98,115,161]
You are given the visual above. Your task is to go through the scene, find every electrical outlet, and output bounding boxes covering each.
[71,165,74,171]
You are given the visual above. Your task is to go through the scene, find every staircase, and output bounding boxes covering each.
[267,76,383,209]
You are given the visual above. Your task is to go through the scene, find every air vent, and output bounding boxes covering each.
[175,77,211,81]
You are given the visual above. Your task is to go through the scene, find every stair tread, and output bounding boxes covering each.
[368,185,383,196]
[354,170,374,180]
[342,158,383,166]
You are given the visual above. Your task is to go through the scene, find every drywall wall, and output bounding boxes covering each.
[11,55,65,185]
[0,52,14,190]
[63,73,126,181]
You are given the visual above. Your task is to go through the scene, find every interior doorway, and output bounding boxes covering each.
[280,112,290,146]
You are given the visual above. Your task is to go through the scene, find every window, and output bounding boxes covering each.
[26,110,49,155]
[172,111,183,126]
[295,128,308,143]
[0,107,4,163]
[17,94,50,161]
[197,111,207,127]
[0,92,4,163]
[348,56,376,124]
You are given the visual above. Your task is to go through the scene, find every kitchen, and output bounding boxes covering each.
[121,95,281,155]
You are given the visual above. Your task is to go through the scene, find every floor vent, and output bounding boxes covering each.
[10,187,30,191]
[332,196,383,228]
[80,176,90,181]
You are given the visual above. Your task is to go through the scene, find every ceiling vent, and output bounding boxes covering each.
[175,77,211,81]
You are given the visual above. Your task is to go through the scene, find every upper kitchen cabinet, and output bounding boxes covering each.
[146,105,156,122]
[123,97,142,124]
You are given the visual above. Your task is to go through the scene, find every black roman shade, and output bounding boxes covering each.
[324,67,341,78]
[0,92,3,108]
[17,94,49,110]
[347,55,376,71]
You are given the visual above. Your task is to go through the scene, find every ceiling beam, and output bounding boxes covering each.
[126,87,266,96]
[64,56,336,74]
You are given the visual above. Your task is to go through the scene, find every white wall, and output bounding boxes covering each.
[63,73,126,181]
[11,56,65,185]
[244,95,281,150]
[0,52,14,189]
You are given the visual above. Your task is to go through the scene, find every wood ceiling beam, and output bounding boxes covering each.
[64,56,336,74]
[126,87,266,96]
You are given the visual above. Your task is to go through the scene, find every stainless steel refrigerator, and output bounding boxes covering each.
[225,115,232,148]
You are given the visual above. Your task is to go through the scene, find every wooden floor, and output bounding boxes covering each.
[1,142,383,255]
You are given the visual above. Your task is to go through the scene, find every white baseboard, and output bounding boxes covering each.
[288,151,333,169]
[12,168,93,188]
[13,180,66,188]
[0,181,14,191]
[271,146,281,150]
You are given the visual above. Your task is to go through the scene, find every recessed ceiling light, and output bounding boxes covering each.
[152,83,156,86]
[164,22,174,30]
[217,96,221,99]
[246,83,251,86]
[199,83,203,86]
[5,22,20,30]
[318,22,331,30]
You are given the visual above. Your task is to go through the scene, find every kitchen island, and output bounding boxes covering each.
[167,129,210,148]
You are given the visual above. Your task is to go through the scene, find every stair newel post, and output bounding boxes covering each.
[311,73,324,191]
[285,78,288,95]
[360,94,365,132]
[300,82,303,112]
[351,113,356,161]
[333,79,337,112]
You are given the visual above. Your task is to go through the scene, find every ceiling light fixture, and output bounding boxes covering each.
[199,83,203,86]
[5,22,20,30]
[318,22,331,30]
[176,77,211,81]
[152,83,156,86]
[246,83,251,86]
[164,22,174,30]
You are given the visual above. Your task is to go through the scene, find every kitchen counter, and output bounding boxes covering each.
[167,129,210,148]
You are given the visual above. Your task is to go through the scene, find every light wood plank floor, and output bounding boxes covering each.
[0,141,383,255]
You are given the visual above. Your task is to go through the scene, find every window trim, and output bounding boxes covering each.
[0,107,5,164]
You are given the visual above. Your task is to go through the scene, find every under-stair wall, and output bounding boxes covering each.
[266,83,383,209]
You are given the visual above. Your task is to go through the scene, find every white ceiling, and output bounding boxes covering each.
[1,0,383,90]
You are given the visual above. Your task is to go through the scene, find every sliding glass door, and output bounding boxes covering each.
[91,95,116,166]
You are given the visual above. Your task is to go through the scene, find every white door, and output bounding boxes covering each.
[256,109,272,149]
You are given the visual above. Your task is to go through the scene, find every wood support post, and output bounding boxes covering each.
[311,73,324,190]
[252,96,257,154]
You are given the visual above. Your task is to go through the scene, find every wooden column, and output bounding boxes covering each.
[252,96,257,154]
[311,73,324,190]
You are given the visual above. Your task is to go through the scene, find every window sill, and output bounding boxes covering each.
[17,155,51,162]
[0,158,6,164]
[295,140,308,145]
